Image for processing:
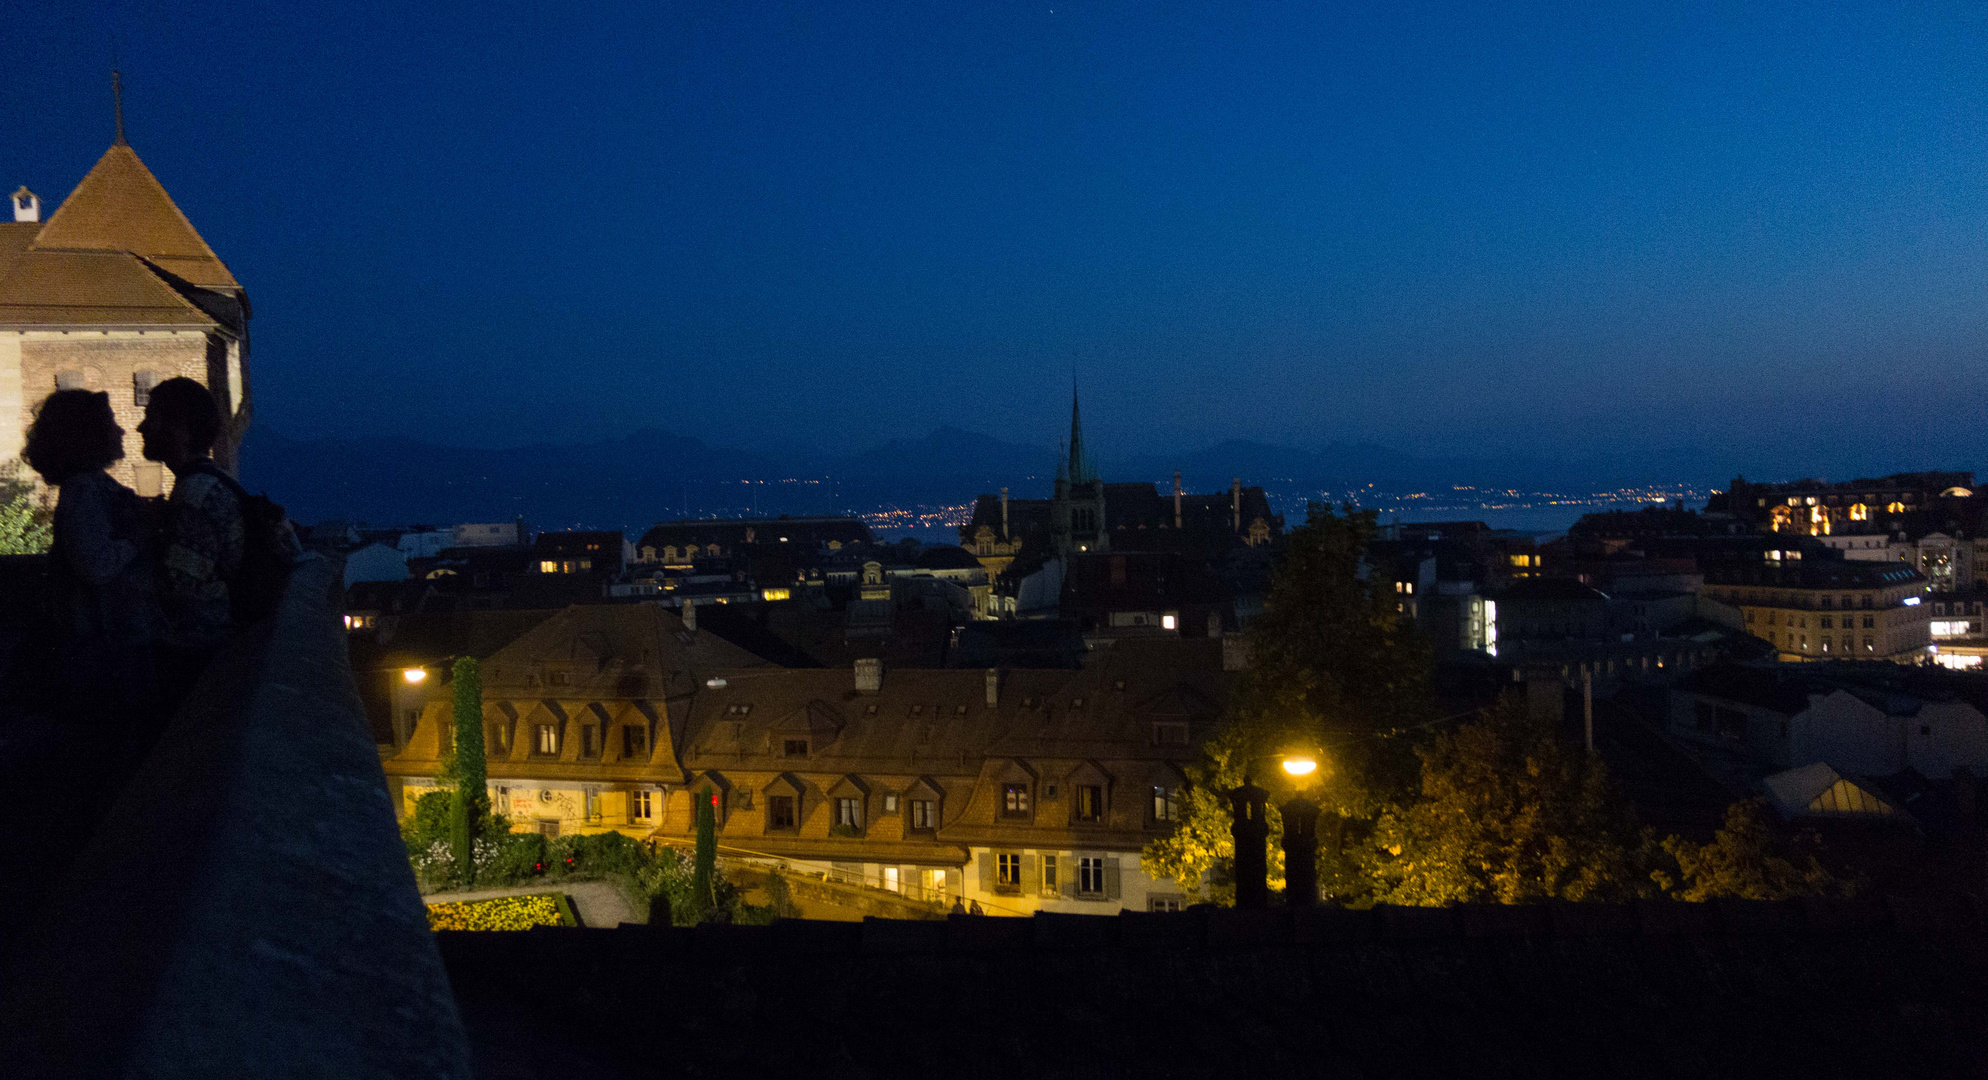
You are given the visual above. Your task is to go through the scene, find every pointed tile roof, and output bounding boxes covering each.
[30,143,239,291]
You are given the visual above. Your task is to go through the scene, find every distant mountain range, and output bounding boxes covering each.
[239,426,1746,534]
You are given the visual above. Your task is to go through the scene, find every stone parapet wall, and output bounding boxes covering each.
[439,896,1988,1077]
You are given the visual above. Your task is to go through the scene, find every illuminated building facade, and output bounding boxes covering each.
[381,609,1228,916]
[1,136,251,492]
[1713,472,1974,539]
[1704,555,1930,663]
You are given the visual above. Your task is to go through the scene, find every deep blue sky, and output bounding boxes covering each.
[6,2,1987,476]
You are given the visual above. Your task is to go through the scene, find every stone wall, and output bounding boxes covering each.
[437,896,1988,1078]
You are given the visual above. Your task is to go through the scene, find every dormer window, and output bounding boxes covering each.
[1151,722,1190,747]
[622,725,648,757]
[783,738,809,758]
[1002,783,1030,817]
[550,670,571,687]
[534,723,559,755]
[1074,785,1104,822]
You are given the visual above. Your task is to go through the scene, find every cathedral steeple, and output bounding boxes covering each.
[1067,386,1095,485]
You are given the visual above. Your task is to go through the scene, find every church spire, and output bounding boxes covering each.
[1067,385,1095,484]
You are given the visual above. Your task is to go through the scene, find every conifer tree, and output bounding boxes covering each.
[690,786,718,921]
[448,657,487,886]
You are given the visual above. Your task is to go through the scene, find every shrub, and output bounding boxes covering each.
[480,831,548,886]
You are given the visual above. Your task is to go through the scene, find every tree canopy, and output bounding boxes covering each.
[1145,501,1858,908]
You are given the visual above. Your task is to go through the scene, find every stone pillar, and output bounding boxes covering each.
[1280,797,1321,908]
[1227,782,1269,909]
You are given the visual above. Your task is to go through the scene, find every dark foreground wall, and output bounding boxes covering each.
[441,897,1988,1079]
[0,556,469,1078]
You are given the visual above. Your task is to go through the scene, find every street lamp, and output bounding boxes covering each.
[402,667,427,685]
[1228,751,1325,910]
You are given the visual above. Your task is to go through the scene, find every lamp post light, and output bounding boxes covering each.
[1228,753,1322,909]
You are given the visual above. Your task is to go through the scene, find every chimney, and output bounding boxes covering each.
[1000,487,1010,540]
[855,657,883,693]
[11,187,38,224]
[1231,478,1242,532]
[1221,631,1251,671]
[1173,471,1183,530]
[681,598,696,631]
[985,667,1000,706]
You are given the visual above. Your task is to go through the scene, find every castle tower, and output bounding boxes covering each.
[0,96,251,494]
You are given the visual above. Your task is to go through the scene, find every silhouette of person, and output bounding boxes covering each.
[951,897,966,915]
[139,378,242,660]
[970,900,985,916]
[22,389,161,754]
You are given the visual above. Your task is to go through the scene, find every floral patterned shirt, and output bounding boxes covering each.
[161,463,245,650]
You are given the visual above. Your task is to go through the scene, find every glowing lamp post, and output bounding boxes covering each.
[401,667,427,685]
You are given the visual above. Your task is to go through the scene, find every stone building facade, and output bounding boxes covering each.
[380,605,1232,916]
[1,138,250,493]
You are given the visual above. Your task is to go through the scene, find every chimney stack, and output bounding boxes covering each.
[11,187,38,224]
[1000,487,1010,540]
[855,657,883,693]
[1173,471,1183,530]
[1231,478,1242,532]
[985,667,1000,706]
[681,598,696,631]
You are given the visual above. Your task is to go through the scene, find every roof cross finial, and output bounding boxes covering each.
[112,69,127,146]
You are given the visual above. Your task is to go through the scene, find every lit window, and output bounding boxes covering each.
[535,724,558,755]
[631,790,654,819]
[834,797,862,830]
[761,588,791,601]
[540,560,559,573]
[1161,614,1177,631]
[1002,783,1030,817]
[1153,786,1179,822]
[996,852,1021,889]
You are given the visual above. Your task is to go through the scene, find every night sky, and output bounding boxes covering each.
[6,2,1987,476]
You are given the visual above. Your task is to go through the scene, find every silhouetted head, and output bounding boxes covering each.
[139,377,221,468]
[23,390,124,485]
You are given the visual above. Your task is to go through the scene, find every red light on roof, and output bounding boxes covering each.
[711,793,720,807]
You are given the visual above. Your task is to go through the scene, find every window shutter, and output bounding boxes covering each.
[1021,852,1039,895]
[1104,855,1122,901]
[601,791,629,822]
[977,851,995,894]
[946,867,963,899]
[1059,858,1077,899]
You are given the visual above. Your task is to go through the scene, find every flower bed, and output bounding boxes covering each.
[425,893,574,932]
